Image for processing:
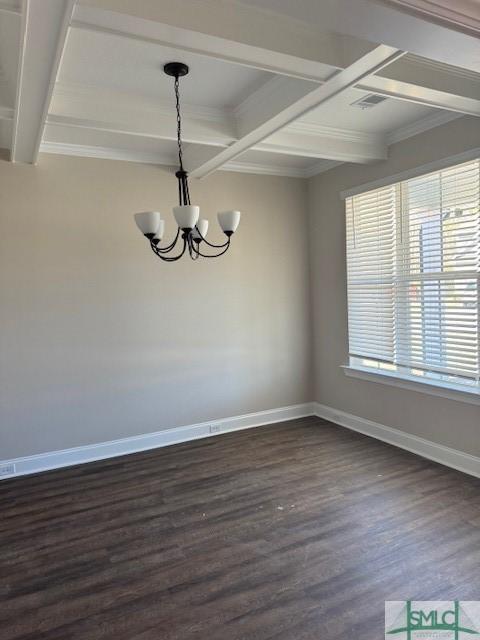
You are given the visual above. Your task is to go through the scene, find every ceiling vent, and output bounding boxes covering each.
[351,94,388,109]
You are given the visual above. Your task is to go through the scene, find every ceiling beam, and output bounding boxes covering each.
[357,50,480,116]
[71,5,342,83]
[188,45,404,178]
[47,114,236,147]
[44,110,388,165]
[40,140,176,168]
[259,128,387,164]
[377,54,480,102]
[11,0,75,164]
[357,75,480,116]
[38,140,322,179]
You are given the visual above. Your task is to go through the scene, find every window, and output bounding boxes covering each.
[345,158,480,394]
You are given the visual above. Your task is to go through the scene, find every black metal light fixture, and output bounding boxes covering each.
[134,62,241,262]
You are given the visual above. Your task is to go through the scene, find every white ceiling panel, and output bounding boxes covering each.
[59,27,273,108]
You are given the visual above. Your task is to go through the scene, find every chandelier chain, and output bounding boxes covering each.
[174,76,184,172]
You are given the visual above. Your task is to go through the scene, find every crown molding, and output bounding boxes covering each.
[303,158,342,178]
[221,157,342,178]
[40,141,176,166]
[40,140,310,178]
[0,0,21,16]
[0,104,13,120]
[53,82,232,125]
[284,111,463,152]
[402,53,480,84]
[43,97,464,177]
[376,0,480,37]
[285,120,381,144]
[41,106,462,178]
[386,110,463,145]
[222,159,305,178]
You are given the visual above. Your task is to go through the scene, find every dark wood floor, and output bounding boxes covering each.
[1,416,479,640]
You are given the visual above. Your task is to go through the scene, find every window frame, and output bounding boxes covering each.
[342,150,480,404]
[342,363,480,405]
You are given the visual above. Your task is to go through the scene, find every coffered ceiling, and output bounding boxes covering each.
[0,0,478,178]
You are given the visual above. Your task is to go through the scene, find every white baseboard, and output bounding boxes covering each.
[0,403,314,480]
[3,401,479,481]
[314,402,480,479]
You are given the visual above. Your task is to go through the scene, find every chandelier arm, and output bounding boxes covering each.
[187,233,201,258]
[154,227,181,252]
[191,237,202,260]
[151,237,187,262]
[152,240,187,262]
[193,225,229,248]
[188,235,199,260]
[194,237,231,258]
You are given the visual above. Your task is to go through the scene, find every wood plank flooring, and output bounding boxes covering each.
[1,416,479,639]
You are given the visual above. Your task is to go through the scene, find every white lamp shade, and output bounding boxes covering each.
[173,205,200,229]
[192,218,209,240]
[134,211,160,236]
[218,210,241,234]
[153,219,165,241]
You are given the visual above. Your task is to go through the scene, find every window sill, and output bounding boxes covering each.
[342,365,480,406]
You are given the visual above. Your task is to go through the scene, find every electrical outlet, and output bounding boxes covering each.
[209,424,222,434]
[0,464,16,477]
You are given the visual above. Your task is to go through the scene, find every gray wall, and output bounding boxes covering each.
[1,116,479,463]
[307,116,480,457]
[0,154,312,458]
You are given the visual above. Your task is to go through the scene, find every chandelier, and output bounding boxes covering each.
[134,62,241,261]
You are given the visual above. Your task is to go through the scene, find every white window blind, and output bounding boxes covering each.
[346,158,480,388]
